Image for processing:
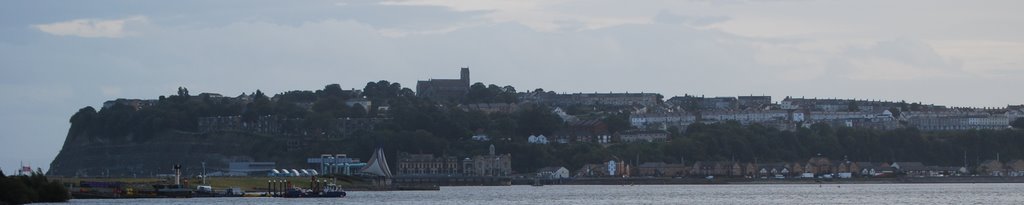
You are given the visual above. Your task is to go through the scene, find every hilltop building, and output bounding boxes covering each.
[416,68,471,101]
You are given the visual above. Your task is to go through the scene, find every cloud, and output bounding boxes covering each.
[832,39,963,80]
[100,86,122,97]
[32,16,147,38]
[379,0,649,32]
[653,10,730,26]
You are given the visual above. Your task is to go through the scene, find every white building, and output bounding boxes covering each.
[528,135,549,144]
[629,112,696,129]
[472,134,491,141]
[537,166,570,179]
[701,110,789,124]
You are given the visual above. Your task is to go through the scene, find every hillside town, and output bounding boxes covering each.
[78,68,1024,183]
[104,68,1024,142]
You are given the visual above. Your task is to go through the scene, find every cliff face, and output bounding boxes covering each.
[47,130,351,177]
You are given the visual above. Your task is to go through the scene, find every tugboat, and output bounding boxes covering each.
[153,164,193,198]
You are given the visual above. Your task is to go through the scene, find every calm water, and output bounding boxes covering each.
[42,183,1024,204]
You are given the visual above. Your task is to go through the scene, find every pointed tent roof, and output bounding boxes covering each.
[359,148,393,177]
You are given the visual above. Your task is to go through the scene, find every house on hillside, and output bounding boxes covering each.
[527,135,549,144]
[617,129,670,143]
[554,119,611,144]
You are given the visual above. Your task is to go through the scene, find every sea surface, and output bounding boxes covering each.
[40,183,1024,204]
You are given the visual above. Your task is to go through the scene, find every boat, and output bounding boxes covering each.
[193,185,245,197]
[152,184,193,198]
[281,184,346,198]
[275,176,347,198]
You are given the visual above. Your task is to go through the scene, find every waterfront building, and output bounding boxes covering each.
[637,162,688,177]
[856,162,881,177]
[978,160,1005,176]
[308,154,364,175]
[1006,160,1024,177]
[757,163,791,178]
[806,156,832,176]
[575,164,607,177]
[691,161,742,177]
[397,153,460,176]
[536,166,570,179]
[462,145,512,177]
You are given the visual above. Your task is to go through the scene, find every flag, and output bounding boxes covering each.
[21,165,32,174]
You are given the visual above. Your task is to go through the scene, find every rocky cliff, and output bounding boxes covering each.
[47,129,354,177]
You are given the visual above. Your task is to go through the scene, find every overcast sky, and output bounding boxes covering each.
[2,0,1022,172]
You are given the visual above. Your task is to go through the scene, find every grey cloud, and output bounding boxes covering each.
[846,39,962,71]
[653,10,731,26]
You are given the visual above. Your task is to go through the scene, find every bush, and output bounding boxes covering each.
[0,172,69,205]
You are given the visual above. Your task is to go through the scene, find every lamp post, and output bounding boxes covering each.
[202,161,207,185]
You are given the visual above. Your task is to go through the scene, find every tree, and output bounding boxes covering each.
[603,113,632,134]
[1013,117,1024,129]
[888,107,902,118]
[847,101,860,112]
[515,105,563,137]
[466,83,490,103]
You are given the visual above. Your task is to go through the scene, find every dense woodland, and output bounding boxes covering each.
[63,81,1024,174]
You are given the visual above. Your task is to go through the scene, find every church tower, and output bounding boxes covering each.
[460,67,470,87]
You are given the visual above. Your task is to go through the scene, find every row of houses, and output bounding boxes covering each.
[977,159,1024,177]
[630,108,1020,132]
[569,157,978,179]
[197,115,382,138]
[665,95,772,111]
[520,91,661,107]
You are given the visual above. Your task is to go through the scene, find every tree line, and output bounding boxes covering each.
[0,170,69,204]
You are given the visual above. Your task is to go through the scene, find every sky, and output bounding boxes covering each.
[1,0,1022,173]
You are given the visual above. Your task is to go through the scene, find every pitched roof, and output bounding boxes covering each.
[892,162,926,170]
[538,166,566,173]
[639,162,667,168]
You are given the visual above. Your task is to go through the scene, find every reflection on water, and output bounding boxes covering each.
[44,183,1024,204]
